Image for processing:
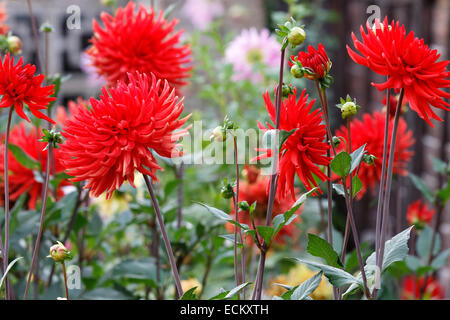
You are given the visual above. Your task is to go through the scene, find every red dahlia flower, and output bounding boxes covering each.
[0,1,9,35]
[290,44,331,81]
[61,72,191,199]
[347,17,450,127]
[0,123,68,209]
[0,53,55,123]
[254,89,331,200]
[226,166,299,245]
[401,276,444,300]
[406,200,435,230]
[87,2,192,91]
[335,111,414,198]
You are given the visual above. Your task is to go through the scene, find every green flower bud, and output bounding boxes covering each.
[282,84,294,98]
[48,241,73,263]
[238,201,250,211]
[363,154,376,166]
[290,64,304,79]
[220,183,234,199]
[341,101,358,119]
[332,136,341,147]
[7,35,22,55]
[288,27,306,47]
[40,22,54,33]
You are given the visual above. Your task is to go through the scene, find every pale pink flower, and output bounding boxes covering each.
[225,28,280,82]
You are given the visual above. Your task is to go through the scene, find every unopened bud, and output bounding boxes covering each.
[238,201,250,211]
[341,101,358,119]
[332,136,341,147]
[291,64,304,79]
[288,27,306,47]
[363,154,376,166]
[220,183,234,199]
[48,241,73,263]
[7,36,22,55]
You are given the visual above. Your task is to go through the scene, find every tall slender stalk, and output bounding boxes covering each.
[61,262,69,300]
[375,89,391,268]
[375,89,405,299]
[316,86,370,298]
[143,175,183,298]
[253,47,286,300]
[26,0,42,73]
[232,136,246,298]
[3,106,13,300]
[176,162,184,229]
[24,145,53,300]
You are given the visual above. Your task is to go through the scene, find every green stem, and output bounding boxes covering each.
[3,106,13,300]
[62,262,69,300]
[143,175,183,298]
[24,145,53,300]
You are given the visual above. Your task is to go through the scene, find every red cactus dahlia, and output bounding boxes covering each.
[226,166,299,245]
[290,44,331,81]
[406,200,435,229]
[0,123,67,209]
[254,89,331,200]
[87,2,192,91]
[0,53,55,123]
[61,72,191,199]
[401,276,444,300]
[335,111,414,198]
[347,17,450,127]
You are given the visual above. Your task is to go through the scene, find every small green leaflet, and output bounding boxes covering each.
[307,234,343,268]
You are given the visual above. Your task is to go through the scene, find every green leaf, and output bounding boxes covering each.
[181,287,199,300]
[8,144,40,170]
[196,202,232,221]
[330,152,352,178]
[431,157,447,175]
[225,282,252,299]
[350,144,366,173]
[366,227,413,271]
[307,234,343,268]
[416,226,441,259]
[272,188,316,239]
[256,226,273,245]
[437,181,450,203]
[409,173,434,203]
[431,249,450,269]
[292,258,361,288]
[0,257,22,290]
[290,272,323,300]
[352,176,363,198]
[111,258,157,286]
[332,184,346,197]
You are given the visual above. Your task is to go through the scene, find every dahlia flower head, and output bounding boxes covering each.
[401,276,444,300]
[254,88,331,200]
[347,17,450,127]
[61,72,191,199]
[0,53,55,123]
[225,28,280,83]
[0,123,68,209]
[182,0,224,30]
[0,1,9,35]
[226,166,299,245]
[87,2,192,91]
[290,43,332,81]
[335,111,414,198]
[406,200,435,230]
